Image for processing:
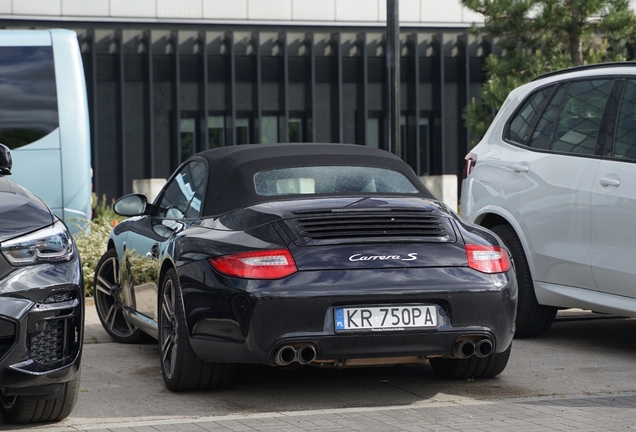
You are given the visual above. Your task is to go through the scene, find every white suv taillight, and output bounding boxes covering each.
[463,153,477,179]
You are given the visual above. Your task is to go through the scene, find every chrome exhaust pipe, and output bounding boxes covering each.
[475,339,493,358]
[297,345,317,365]
[453,340,475,359]
[274,346,296,366]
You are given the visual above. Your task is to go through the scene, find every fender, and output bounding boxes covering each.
[472,205,538,284]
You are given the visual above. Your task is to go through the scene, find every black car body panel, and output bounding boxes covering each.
[0,176,83,398]
[0,178,54,242]
[98,143,516,388]
[181,262,515,364]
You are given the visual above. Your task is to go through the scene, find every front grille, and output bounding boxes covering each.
[283,208,456,245]
[30,319,65,365]
[28,288,81,369]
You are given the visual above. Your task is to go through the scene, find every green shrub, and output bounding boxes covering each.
[73,194,121,296]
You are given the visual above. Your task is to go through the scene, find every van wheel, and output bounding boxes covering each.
[430,344,512,379]
[491,225,557,338]
[0,369,81,424]
[159,268,235,391]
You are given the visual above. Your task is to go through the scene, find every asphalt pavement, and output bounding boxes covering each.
[4,301,636,431]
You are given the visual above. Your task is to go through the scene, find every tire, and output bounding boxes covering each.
[93,248,148,343]
[491,224,557,338]
[159,268,235,391]
[429,344,512,379]
[0,369,81,424]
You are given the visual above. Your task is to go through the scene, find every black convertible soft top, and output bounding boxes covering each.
[193,143,435,216]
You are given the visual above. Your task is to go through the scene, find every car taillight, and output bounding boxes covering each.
[466,245,511,274]
[463,153,477,179]
[208,249,298,279]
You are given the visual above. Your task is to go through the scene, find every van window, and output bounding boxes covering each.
[0,46,59,149]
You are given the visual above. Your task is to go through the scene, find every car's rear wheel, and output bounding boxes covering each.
[491,224,557,338]
[0,369,81,424]
[429,344,511,379]
[93,248,148,343]
[159,268,235,391]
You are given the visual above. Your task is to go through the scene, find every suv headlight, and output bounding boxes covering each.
[1,221,74,266]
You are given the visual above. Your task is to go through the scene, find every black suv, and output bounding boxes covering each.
[0,144,83,424]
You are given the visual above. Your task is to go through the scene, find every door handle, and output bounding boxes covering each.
[600,177,621,187]
[513,163,529,173]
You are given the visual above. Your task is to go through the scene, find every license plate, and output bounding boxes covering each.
[334,305,437,332]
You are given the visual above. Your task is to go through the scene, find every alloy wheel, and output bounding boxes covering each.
[160,278,178,380]
[94,254,137,338]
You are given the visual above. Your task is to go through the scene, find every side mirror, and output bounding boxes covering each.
[114,194,148,217]
[0,143,12,176]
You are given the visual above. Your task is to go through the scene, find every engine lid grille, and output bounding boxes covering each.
[282,208,456,245]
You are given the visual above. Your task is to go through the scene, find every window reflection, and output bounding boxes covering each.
[0,46,58,149]
[614,80,636,160]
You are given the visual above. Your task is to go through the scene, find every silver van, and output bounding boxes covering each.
[0,29,91,224]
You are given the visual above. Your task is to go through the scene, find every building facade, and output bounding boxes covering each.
[0,1,491,201]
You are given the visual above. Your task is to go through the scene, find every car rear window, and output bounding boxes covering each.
[254,166,419,196]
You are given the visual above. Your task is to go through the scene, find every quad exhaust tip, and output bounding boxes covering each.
[475,339,493,358]
[453,338,493,359]
[274,344,317,366]
[453,340,475,359]
[297,345,317,365]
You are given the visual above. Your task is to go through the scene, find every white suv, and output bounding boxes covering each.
[461,63,636,338]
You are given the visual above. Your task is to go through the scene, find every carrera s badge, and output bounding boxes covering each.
[349,253,418,262]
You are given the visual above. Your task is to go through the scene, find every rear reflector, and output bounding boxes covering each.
[466,245,511,274]
[209,249,298,279]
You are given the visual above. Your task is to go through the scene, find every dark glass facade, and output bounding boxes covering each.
[0,20,490,201]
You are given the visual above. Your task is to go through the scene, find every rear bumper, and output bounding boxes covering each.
[180,262,516,365]
[0,258,83,398]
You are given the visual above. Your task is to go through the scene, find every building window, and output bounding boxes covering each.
[236,117,250,145]
[261,115,278,144]
[208,116,225,149]
[180,117,196,161]
[288,117,303,142]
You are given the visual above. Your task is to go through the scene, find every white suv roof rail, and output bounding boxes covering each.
[532,61,636,81]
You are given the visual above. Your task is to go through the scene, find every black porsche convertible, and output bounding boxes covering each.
[94,143,516,391]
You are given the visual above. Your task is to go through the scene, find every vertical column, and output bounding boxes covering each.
[88,28,99,187]
[226,31,236,146]
[409,33,421,174]
[387,0,401,158]
[332,32,343,143]
[433,32,445,174]
[357,33,368,146]
[280,32,289,143]
[306,33,316,142]
[254,31,262,143]
[199,31,209,151]
[117,29,127,194]
[145,29,155,177]
[459,32,470,169]
[172,30,181,166]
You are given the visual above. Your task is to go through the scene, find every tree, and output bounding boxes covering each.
[462,0,636,143]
